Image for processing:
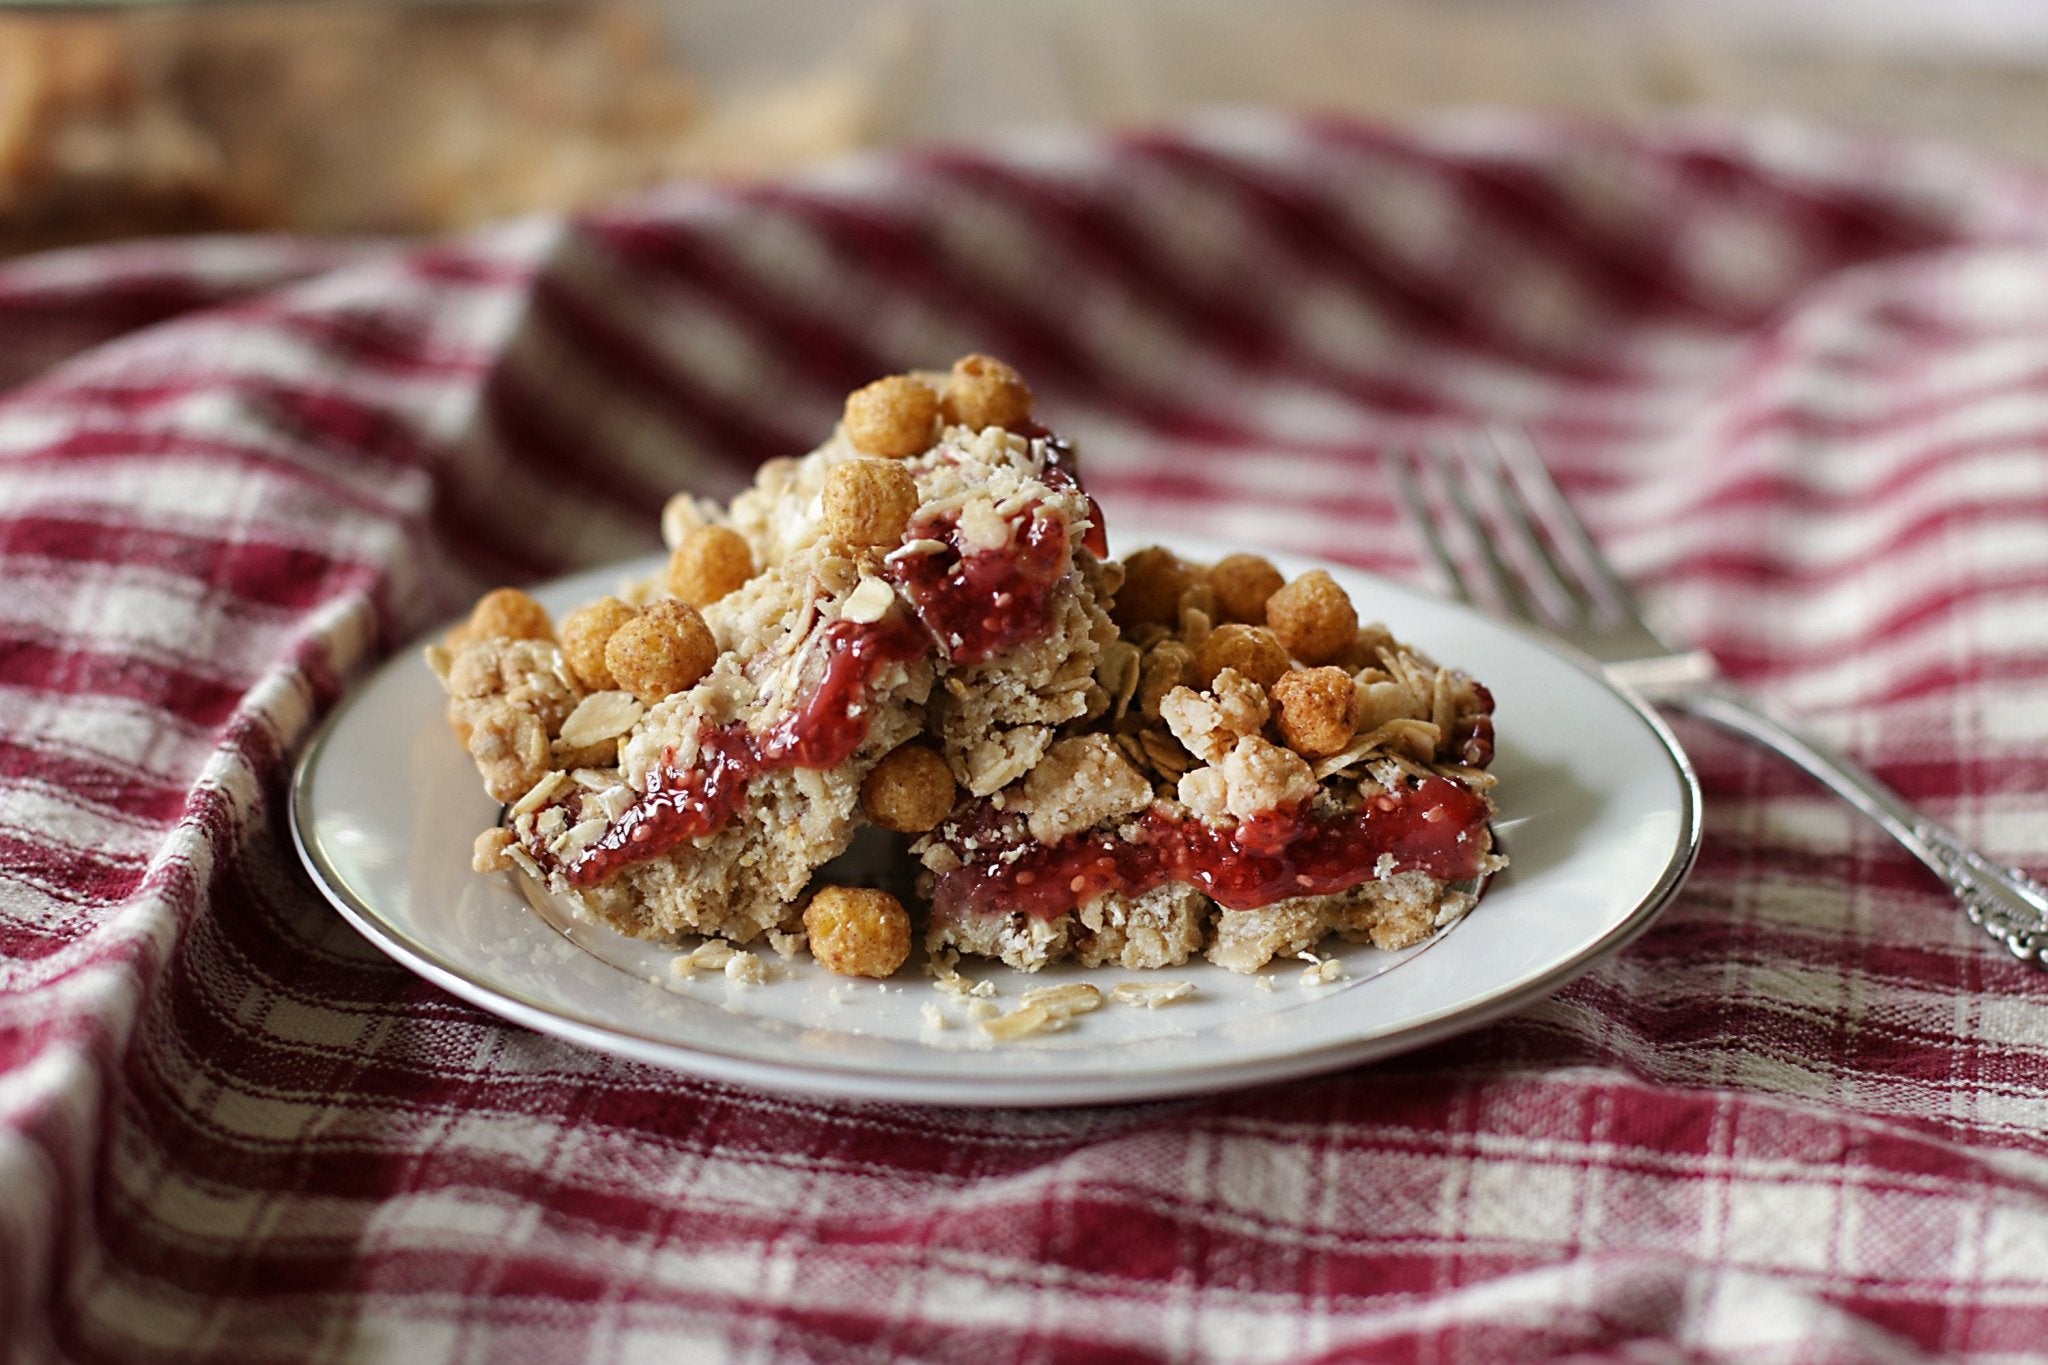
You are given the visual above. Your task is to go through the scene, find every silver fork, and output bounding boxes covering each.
[1393,428,2048,965]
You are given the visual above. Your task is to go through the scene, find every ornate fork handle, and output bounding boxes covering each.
[1665,683,2048,963]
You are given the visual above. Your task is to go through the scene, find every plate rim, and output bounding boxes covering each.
[289,546,1702,1107]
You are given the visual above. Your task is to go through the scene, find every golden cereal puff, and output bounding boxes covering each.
[844,375,940,458]
[1193,624,1291,691]
[1271,666,1358,757]
[1112,546,1194,630]
[804,885,912,978]
[939,354,1033,430]
[458,587,552,645]
[860,742,957,833]
[1265,569,1358,665]
[604,599,716,707]
[1337,623,1400,674]
[823,458,919,551]
[559,596,638,691]
[667,525,755,606]
[1209,553,1286,624]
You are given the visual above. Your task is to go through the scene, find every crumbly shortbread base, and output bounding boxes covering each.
[928,864,1489,975]
[926,883,1209,974]
[1073,884,1209,969]
[1327,867,1478,952]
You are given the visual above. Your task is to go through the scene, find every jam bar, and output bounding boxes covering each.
[432,356,1502,979]
[916,553,1502,973]
[430,357,1115,968]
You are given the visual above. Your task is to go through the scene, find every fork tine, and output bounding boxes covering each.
[1462,429,1604,624]
[1388,445,1474,606]
[1394,439,1546,621]
[1401,426,1707,688]
[1483,426,1637,620]
[1423,435,1548,623]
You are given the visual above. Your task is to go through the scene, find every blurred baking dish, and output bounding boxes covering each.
[0,0,881,253]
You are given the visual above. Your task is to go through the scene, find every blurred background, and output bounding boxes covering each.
[6,0,2048,256]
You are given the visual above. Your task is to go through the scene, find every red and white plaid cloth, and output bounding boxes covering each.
[5,113,2048,1362]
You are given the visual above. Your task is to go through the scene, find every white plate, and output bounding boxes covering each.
[290,536,1699,1107]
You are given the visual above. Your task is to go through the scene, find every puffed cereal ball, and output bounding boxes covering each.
[667,525,755,606]
[461,587,552,644]
[939,354,1033,430]
[1337,622,1399,673]
[1209,553,1286,624]
[844,375,940,459]
[804,885,912,978]
[1111,546,1194,630]
[1193,624,1291,690]
[604,599,717,707]
[1265,569,1358,665]
[860,742,958,833]
[1271,666,1358,757]
[559,596,639,691]
[824,458,919,551]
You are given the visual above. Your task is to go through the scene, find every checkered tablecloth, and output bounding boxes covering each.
[5,113,2048,1362]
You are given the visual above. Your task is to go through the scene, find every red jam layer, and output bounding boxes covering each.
[887,504,1073,665]
[1035,433,1109,559]
[566,615,924,886]
[930,775,1493,920]
[1452,681,1496,767]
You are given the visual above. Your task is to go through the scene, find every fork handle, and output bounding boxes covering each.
[1675,687,2048,965]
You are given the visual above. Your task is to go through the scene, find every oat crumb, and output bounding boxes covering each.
[1254,976,1276,993]
[933,951,999,999]
[1110,981,1196,1009]
[966,998,1000,1021]
[472,828,517,873]
[920,1002,948,1030]
[767,931,803,960]
[1297,952,1344,986]
[1019,982,1103,1019]
[671,939,738,978]
[725,951,770,986]
[979,1001,1062,1041]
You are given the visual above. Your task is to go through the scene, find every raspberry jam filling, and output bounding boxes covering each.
[930,774,1493,920]
[567,615,924,886]
[1035,433,1109,559]
[887,504,1074,665]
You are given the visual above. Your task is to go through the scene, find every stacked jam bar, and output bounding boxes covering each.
[430,357,1501,979]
